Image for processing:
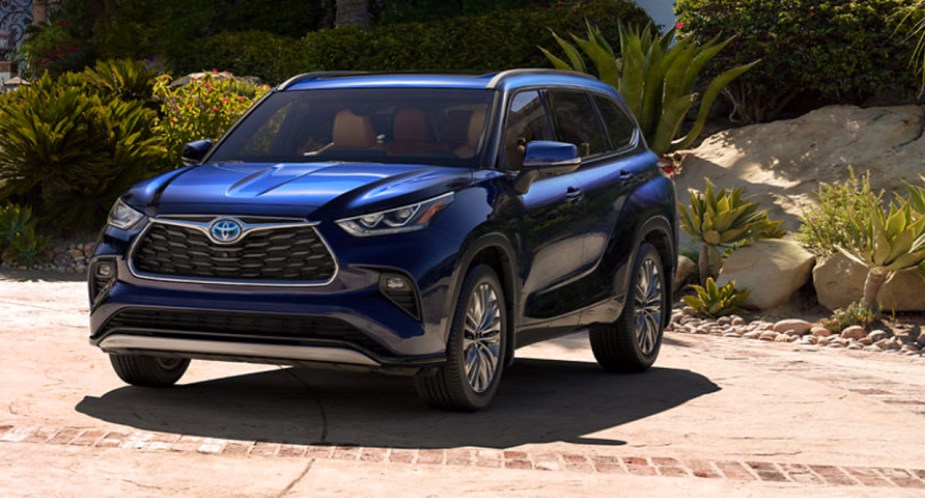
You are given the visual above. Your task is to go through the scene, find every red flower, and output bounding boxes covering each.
[212,68,219,74]
[212,106,220,112]
[675,22,685,30]
[221,97,228,103]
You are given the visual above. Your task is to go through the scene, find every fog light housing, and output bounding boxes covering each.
[380,272,419,319]
[89,259,117,302]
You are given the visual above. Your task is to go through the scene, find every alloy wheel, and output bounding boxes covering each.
[633,257,663,356]
[462,282,502,393]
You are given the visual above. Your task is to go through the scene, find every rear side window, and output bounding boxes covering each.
[594,96,636,151]
[547,90,607,158]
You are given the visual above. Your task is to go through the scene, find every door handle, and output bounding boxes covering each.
[566,187,584,203]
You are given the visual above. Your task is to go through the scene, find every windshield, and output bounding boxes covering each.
[209,88,495,168]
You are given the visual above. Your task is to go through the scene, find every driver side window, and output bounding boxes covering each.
[501,91,552,171]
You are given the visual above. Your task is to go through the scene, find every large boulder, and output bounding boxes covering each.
[813,252,925,311]
[676,105,925,252]
[716,239,815,310]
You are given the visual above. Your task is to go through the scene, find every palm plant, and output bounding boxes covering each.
[679,180,783,283]
[838,197,925,312]
[541,23,758,156]
[899,1,925,91]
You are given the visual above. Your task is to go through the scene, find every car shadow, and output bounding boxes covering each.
[76,358,720,449]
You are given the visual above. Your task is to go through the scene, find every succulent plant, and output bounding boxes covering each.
[541,22,758,156]
[682,278,749,317]
[678,179,783,283]
[838,197,925,311]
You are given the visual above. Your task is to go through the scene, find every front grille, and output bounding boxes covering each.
[101,308,391,356]
[131,222,336,283]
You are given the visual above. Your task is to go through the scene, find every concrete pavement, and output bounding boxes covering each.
[1,273,924,496]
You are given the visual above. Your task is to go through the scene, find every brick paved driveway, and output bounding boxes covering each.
[2,274,925,497]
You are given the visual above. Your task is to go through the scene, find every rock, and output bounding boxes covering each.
[813,252,925,311]
[818,337,832,346]
[743,331,762,339]
[918,335,925,348]
[875,339,900,351]
[731,316,747,327]
[848,343,862,350]
[811,327,833,337]
[864,345,881,352]
[840,326,867,340]
[867,330,890,342]
[773,319,814,335]
[901,344,920,353]
[716,240,815,310]
[674,255,696,293]
[717,316,731,326]
[83,242,95,256]
[722,332,741,338]
[774,334,794,343]
[759,331,779,341]
[804,335,818,345]
[681,306,695,316]
[858,338,873,346]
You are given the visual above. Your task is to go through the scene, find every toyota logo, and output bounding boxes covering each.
[210,219,243,243]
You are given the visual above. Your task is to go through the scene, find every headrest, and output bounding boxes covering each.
[393,108,428,142]
[332,110,376,149]
[467,108,487,147]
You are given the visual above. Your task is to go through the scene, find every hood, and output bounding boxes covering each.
[138,162,472,218]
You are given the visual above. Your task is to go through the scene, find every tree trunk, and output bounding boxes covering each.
[863,270,886,312]
[699,243,710,285]
[335,0,370,27]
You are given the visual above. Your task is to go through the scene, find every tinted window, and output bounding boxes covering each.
[501,91,553,170]
[594,96,636,150]
[209,88,493,168]
[547,91,607,158]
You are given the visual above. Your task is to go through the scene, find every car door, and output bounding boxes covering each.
[547,90,654,325]
[502,90,585,338]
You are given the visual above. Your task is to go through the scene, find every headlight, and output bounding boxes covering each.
[107,198,145,230]
[337,193,454,237]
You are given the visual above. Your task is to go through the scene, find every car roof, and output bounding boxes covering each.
[279,69,618,96]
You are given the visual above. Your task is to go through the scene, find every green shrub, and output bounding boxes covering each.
[171,31,304,85]
[542,23,756,156]
[0,204,50,268]
[675,0,919,123]
[798,170,882,257]
[152,73,270,164]
[304,0,649,72]
[682,278,749,317]
[821,300,880,333]
[0,75,165,229]
[80,59,159,105]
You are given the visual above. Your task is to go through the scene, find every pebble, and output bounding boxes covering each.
[759,331,778,341]
[811,327,833,337]
[731,316,747,327]
[743,331,761,340]
[774,334,795,343]
[868,330,890,342]
[722,332,741,338]
[840,326,867,340]
[784,329,802,337]
[772,319,814,335]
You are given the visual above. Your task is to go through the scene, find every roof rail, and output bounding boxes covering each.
[486,69,598,89]
[278,71,368,90]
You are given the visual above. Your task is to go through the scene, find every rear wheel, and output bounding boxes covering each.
[109,354,190,387]
[414,264,507,411]
[590,242,666,372]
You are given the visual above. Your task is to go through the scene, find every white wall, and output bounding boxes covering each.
[634,0,677,32]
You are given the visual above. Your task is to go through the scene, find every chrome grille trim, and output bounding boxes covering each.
[127,216,339,287]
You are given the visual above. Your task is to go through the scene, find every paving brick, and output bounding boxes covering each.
[503,450,528,460]
[221,442,253,457]
[591,455,624,474]
[277,445,308,458]
[533,453,562,472]
[843,467,891,487]
[561,454,593,473]
[810,465,858,486]
[168,435,200,452]
[686,459,721,479]
[623,457,656,476]
[780,463,824,485]
[716,461,757,481]
[0,426,35,443]
[474,449,503,469]
[331,446,361,461]
[359,447,389,462]
[747,461,789,482]
[445,449,474,466]
[0,425,12,438]
[22,426,58,444]
[417,449,446,465]
[96,431,130,449]
[389,449,416,464]
[304,445,334,459]
[47,428,81,445]
[504,459,533,470]
[878,468,925,488]
[914,469,925,480]
[657,466,689,477]
[249,442,280,458]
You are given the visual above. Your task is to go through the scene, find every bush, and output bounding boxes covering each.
[821,300,879,333]
[798,170,882,256]
[170,32,305,85]
[0,204,50,268]
[0,75,165,230]
[152,72,270,164]
[682,278,749,317]
[298,0,650,72]
[675,0,920,122]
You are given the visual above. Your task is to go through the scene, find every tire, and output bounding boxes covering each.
[414,264,507,411]
[590,242,666,372]
[109,354,190,387]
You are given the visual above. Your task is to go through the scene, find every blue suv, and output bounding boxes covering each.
[89,70,677,411]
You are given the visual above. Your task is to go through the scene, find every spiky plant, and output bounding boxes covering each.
[682,278,749,317]
[838,197,925,312]
[541,22,758,156]
[679,180,783,283]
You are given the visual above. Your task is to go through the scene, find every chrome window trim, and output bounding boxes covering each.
[127,216,340,287]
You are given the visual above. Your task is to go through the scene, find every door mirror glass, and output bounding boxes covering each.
[181,139,213,166]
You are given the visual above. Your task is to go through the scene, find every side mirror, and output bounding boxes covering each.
[514,141,581,194]
[181,139,213,166]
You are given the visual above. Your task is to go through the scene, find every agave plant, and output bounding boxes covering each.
[679,180,783,283]
[541,23,758,156]
[838,197,925,312]
[682,278,749,317]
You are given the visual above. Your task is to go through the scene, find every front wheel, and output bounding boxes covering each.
[414,264,507,411]
[109,354,190,387]
[590,242,666,372]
